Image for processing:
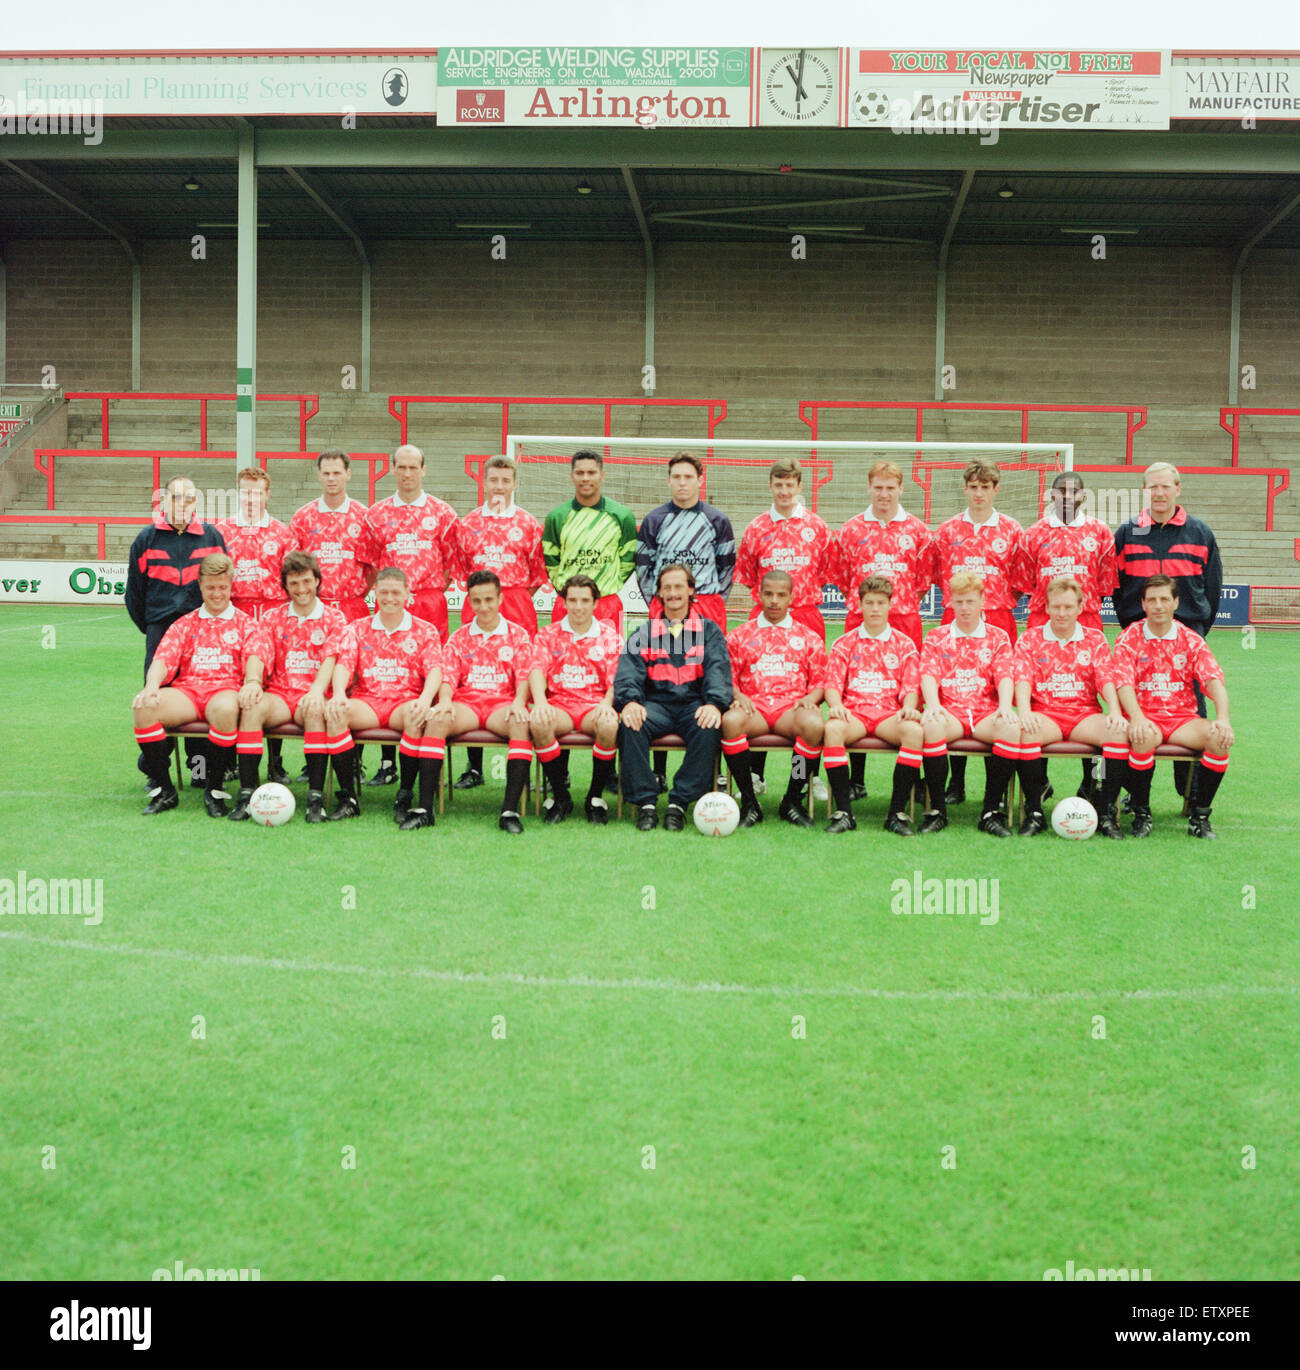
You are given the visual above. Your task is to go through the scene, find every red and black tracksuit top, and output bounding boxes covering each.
[125,512,228,631]
[613,611,733,714]
[1112,507,1222,636]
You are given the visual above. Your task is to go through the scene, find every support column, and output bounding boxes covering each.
[236,123,258,465]
[360,254,371,393]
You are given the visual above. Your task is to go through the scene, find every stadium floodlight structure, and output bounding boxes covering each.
[501,434,1074,534]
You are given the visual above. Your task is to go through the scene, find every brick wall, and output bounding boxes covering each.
[1239,249,1300,407]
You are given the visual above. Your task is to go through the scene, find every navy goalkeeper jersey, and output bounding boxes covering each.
[635,499,735,602]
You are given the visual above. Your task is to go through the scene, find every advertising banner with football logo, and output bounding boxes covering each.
[436,47,751,127]
[846,49,1170,131]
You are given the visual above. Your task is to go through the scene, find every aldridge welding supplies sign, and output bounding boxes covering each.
[437,47,751,127]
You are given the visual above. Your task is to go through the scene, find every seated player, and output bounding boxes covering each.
[1112,574,1234,839]
[820,576,924,837]
[528,574,623,826]
[1013,576,1130,839]
[131,553,269,817]
[720,570,827,829]
[330,566,444,827]
[917,571,1022,837]
[229,551,350,824]
[614,564,733,832]
[428,570,537,834]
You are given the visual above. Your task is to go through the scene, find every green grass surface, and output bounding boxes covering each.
[1,605,1297,1280]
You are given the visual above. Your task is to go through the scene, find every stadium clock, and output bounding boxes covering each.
[760,48,838,125]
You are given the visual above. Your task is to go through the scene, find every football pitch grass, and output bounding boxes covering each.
[2,605,1297,1281]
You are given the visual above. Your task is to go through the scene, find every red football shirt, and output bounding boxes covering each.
[153,605,270,693]
[442,618,537,699]
[1111,620,1224,719]
[455,504,547,590]
[834,508,933,616]
[825,625,920,715]
[263,599,350,695]
[735,506,836,611]
[533,617,623,706]
[289,496,372,602]
[726,615,828,706]
[931,510,1024,613]
[215,515,296,604]
[920,620,1014,712]
[1012,623,1115,711]
[1016,513,1117,620]
[337,612,443,701]
[362,492,458,593]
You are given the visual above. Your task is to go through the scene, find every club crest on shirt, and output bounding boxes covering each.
[222,629,239,644]
[499,646,514,660]
[992,539,1007,554]
[898,534,913,550]
[790,636,805,650]
[262,539,279,556]
[1083,537,1097,551]
[1173,653,1186,669]
[422,517,438,530]
[311,629,326,646]
[978,648,992,664]
[401,638,417,654]
[589,645,605,660]
[1077,649,1091,665]
[508,526,524,542]
[884,653,898,668]
[348,523,361,538]
[800,525,817,542]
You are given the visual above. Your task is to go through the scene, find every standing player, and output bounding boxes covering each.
[1015,470,1118,803]
[917,572,1023,837]
[528,574,623,825]
[130,553,269,818]
[720,570,826,829]
[330,567,444,826]
[360,443,459,787]
[452,455,547,792]
[1013,576,1130,838]
[833,460,933,800]
[929,460,1024,807]
[229,551,350,824]
[427,571,538,834]
[1112,575,1234,839]
[820,576,925,837]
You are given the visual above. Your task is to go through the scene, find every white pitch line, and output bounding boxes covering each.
[0,612,122,634]
[1,931,1297,1005]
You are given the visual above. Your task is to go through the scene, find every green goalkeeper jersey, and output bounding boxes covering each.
[542,496,638,597]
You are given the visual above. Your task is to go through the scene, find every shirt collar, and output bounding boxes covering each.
[961,509,1000,529]
[469,617,509,638]
[1041,621,1084,643]
[198,603,237,621]
[1136,505,1187,529]
[371,610,412,635]
[316,495,355,513]
[757,613,796,630]
[235,511,271,528]
[556,615,600,641]
[289,599,325,621]
[1047,509,1087,528]
[1142,620,1180,642]
[952,617,987,639]
[769,502,806,522]
[479,500,518,519]
[856,623,894,642]
[393,491,428,508]
[864,506,907,525]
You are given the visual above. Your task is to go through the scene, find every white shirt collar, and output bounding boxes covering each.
[469,617,509,639]
[1041,621,1084,643]
[371,610,412,635]
[393,490,428,508]
[952,617,987,639]
[556,615,600,641]
[479,500,517,519]
[235,510,271,528]
[856,623,894,641]
[769,502,805,522]
[316,495,355,513]
[198,603,237,620]
[289,599,325,621]
[864,506,908,525]
[961,509,1001,529]
[1142,620,1180,642]
[1047,509,1087,528]
[757,613,795,630]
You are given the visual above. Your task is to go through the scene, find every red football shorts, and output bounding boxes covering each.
[171,680,238,717]
[750,696,803,730]
[747,602,826,640]
[848,708,897,736]
[455,692,512,728]
[842,606,922,647]
[1038,703,1100,737]
[1143,712,1198,743]
[324,596,371,624]
[409,588,449,638]
[350,694,407,728]
[1027,608,1102,634]
[265,685,311,718]
[462,585,537,635]
[942,605,1018,643]
[551,593,624,635]
[545,694,605,731]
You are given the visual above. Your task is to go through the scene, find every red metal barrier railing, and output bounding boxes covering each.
[389,394,728,452]
[34,449,393,508]
[799,400,1149,465]
[0,513,147,559]
[1219,406,1300,467]
[66,392,320,450]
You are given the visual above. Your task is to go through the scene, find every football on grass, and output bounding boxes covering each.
[1051,796,1098,840]
[248,782,296,827]
[694,792,740,837]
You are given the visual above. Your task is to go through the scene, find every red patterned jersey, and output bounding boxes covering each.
[362,493,458,593]
[1015,514,1117,620]
[533,617,623,704]
[920,620,1014,712]
[931,511,1024,613]
[263,599,350,695]
[153,605,270,693]
[455,504,547,590]
[337,612,443,701]
[1111,621,1224,719]
[735,507,836,611]
[833,509,933,616]
[1012,623,1115,711]
[726,615,828,705]
[289,496,371,602]
[443,618,537,699]
[825,626,920,715]
[215,515,296,603]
